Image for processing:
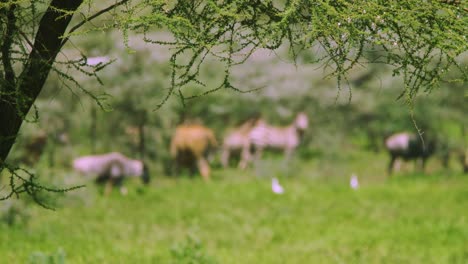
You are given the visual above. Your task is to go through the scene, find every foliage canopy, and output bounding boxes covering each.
[113,0,467,104]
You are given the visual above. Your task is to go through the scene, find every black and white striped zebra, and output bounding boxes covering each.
[246,112,309,164]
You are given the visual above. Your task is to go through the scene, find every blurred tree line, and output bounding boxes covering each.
[13,30,467,174]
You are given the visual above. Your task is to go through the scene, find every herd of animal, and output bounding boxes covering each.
[71,112,310,193]
[15,111,468,195]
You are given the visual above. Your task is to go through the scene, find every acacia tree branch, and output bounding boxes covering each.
[60,0,130,49]
[1,3,17,87]
[0,0,83,164]
[18,29,35,51]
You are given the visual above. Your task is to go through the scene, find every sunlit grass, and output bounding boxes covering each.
[1,154,467,263]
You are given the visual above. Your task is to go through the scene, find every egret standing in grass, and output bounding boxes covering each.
[350,174,359,190]
[272,178,284,194]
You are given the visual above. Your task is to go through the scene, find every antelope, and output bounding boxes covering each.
[73,152,150,195]
[170,123,218,180]
[19,131,48,166]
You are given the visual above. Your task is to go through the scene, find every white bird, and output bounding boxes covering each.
[272,178,284,194]
[350,173,359,190]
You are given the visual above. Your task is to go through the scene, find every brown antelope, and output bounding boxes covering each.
[125,126,140,146]
[247,112,309,165]
[221,118,260,170]
[19,131,48,166]
[73,152,150,195]
[170,123,218,180]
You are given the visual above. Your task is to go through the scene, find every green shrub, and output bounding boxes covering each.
[28,249,66,264]
[171,236,217,264]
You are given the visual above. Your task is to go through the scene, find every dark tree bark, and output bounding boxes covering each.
[0,0,83,166]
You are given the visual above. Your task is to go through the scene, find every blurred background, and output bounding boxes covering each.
[11,29,467,178]
[0,6,467,264]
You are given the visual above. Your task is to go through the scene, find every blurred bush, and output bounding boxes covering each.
[0,200,30,227]
[28,248,66,264]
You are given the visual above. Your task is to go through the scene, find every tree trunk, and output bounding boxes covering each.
[90,106,97,154]
[0,0,83,166]
[0,102,23,163]
[138,111,147,160]
[138,123,145,160]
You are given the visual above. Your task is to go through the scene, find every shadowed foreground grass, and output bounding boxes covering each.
[1,165,468,263]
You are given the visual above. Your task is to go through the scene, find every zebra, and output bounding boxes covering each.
[73,152,150,195]
[246,112,309,165]
[221,117,260,170]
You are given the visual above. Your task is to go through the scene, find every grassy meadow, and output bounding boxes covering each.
[1,152,467,263]
[1,11,466,263]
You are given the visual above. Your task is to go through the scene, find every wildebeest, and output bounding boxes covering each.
[247,112,309,165]
[221,117,260,170]
[385,132,436,175]
[170,123,218,180]
[73,152,150,195]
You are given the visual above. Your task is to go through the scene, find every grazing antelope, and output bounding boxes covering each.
[170,123,218,181]
[248,112,309,164]
[19,131,48,166]
[385,132,436,175]
[221,118,260,170]
[125,126,140,146]
[73,152,150,195]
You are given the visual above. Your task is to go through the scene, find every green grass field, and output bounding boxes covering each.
[1,153,468,263]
